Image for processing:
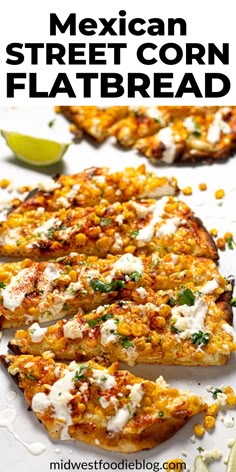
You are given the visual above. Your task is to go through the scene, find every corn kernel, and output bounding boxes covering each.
[69,124,77,133]
[182,186,192,196]
[206,403,218,417]
[96,236,112,252]
[77,403,86,413]
[155,316,166,329]
[117,322,132,336]
[226,394,236,407]
[150,332,161,346]
[224,386,234,395]
[159,305,171,318]
[210,228,218,237]
[204,415,216,430]
[193,423,205,437]
[224,232,234,241]
[69,270,77,283]
[28,307,37,315]
[0,179,11,189]
[215,189,225,199]
[124,245,136,254]
[216,237,226,250]
[132,323,145,337]
[75,233,87,246]
[199,183,207,191]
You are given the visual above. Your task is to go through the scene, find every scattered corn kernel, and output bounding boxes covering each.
[199,183,207,191]
[0,179,11,189]
[224,232,234,241]
[215,189,225,199]
[210,228,218,237]
[182,186,192,196]
[75,233,87,246]
[204,415,216,430]
[193,423,205,437]
[226,394,236,407]
[117,322,132,336]
[216,237,226,250]
[206,403,218,417]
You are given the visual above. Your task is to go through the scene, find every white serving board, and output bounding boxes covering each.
[0,106,235,472]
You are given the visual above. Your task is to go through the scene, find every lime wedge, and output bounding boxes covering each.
[1,130,70,166]
[193,456,210,472]
[226,439,236,472]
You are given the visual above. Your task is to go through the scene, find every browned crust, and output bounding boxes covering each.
[190,216,218,260]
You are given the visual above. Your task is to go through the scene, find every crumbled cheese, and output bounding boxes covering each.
[113,253,144,275]
[56,196,70,208]
[171,298,208,339]
[66,281,83,297]
[36,180,60,192]
[155,376,169,389]
[171,254,179,264]
[181,450,188,457]
[100,319,119,346]
[124,346,138,366]
[131,201,156,219]
[63,319,84,340]
[201,278,219,295]
[113,232,123,250]
[190,435,196,443]
[107,383,144,432]
[115,215,124,225]
[2,267,37,311]
[136,287,148,299]
[227,439,235,447]
[91,369,117,391]
[29,322,47,343]
[66,184,81,200]
[145,106,165,124]
[157,127,176,164]
[215,392,228,407]
[207,112,231,144]
[155,217,180,238]
[35,207,45,216]
[33,217,61,239]
[222,323,236,342]
[135,197,169,245]
[200,448,223,462]
[151,253,160,267]
[93,176,105,184]
[223,413,234,428]
[183,116,197,132]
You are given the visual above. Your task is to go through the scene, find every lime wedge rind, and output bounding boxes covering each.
[1,130,70,167]
[226,439,236,472]
[193,456,210,472]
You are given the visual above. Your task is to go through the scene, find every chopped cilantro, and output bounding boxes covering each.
[130,229,139,238]
[170,326,180,333]
[87,312,114,328]
[129,272,142,282]
[226,237,236,250]
[38,289,44,295]
[191,331,210,346]
[218,202,223,207]
[55,256,66,262]
[25,373,38,381]
[29,328,36,335]
[100,189,105,198]
[167,297,175,307]
[73,364,88,382]
[63,303,69,311]
[177,288,195,306]
[48,228,56,239]
[197,447,204,453]
[192,131,201,138]
[146,336,152,343]
[101,376,107,382]
[48,119,55,128]
[60,224,67,231]
[210,387,223,399]
[119,336,134,349]
[100,217,112,227]
[158,411,164,417]
[153,118,160,123]
[0,282,6,289]
[231,298,236,307]
[90,279,126,293]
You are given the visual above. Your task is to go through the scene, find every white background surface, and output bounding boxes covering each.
[0,106,236,472]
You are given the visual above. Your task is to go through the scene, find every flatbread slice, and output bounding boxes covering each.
[57,106,129,142]
[0,197,218,259]
[0,355,206,452]
[0,252,229,329]
[11,165,179,214]
[135,108,236,164]
[9,289,236,366]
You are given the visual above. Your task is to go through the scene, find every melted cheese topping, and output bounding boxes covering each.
[2,267,37,311]
[100,319,119,346]
[63,319,84,340]
[172,298,208,340]
[33,217,61,239]
[113,253,144,275]
[145,107,165,125]
[155,217,181,238]
[207,112,231,144]
[157,128,176,163]
[222,323,236,342]
[183,116,197,132]
[107,383,144,432]
[135,197,169,245]
[29,323,48,343]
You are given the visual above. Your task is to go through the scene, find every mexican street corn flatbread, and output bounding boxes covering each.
[0,197,217,259]
[1,355,206,452]
[9,291,236,366]
[0,252,229,329]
